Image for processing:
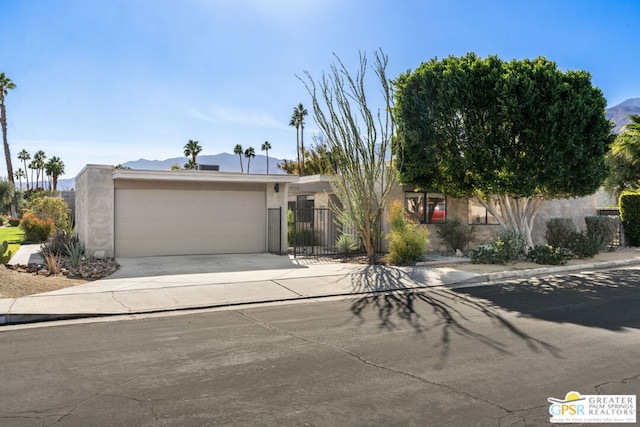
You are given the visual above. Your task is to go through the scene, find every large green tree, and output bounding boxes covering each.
[604,115,640,195]
[301,50,395,262]
[393,53,613,247]
[0,73,17,215]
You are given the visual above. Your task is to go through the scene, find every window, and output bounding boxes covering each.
[468,198,500,225]
[404,192,446,223]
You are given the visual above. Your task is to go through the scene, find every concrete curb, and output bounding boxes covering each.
[449,257,640,288]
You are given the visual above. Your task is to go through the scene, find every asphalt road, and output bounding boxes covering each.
[1,268,640,426]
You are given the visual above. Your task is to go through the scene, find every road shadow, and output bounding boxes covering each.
[455,269,640,331]
[346,265,561,367]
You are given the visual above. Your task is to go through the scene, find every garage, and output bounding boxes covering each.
[75,166,296,259]
[114,181,266,257]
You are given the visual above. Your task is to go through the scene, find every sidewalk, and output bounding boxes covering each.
[2,248,640,326]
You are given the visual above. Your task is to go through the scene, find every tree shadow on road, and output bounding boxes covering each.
[346,265,561,368]
[456,269,640,331]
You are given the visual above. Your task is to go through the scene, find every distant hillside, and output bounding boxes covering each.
[606,98,640,133]
[122,152,285,175]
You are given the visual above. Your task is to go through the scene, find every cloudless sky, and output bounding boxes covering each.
[1,0,639,180]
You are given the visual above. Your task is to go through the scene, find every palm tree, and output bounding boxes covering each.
[14,168,25,191]
[184,159,196,169]
[292,103,308,174]
[261,141,272,174]
[244,146,256,174]
[33,150,46,190]
[233,144,244,173]
[0,73,17,215]
[183,139,202,169]
[45,156,64,191]
[28,160,36,190]
[289,114,300,174]
[17,149,30,191]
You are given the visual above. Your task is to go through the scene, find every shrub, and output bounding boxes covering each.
[0,215,5,226]
[527,245,573,265]
[26,196,69,230]
[336,233,357,255]
[469,229,526,264]
[585,216,618,250]
[470,244,506,264]
[436,218,473,253]
[385,200,429,265]
[8,217,20,226]
[20,212,54,242]
[620,192,640,246]
[287,209,294,246]
[545,218,576,248]
[568,231,600,258]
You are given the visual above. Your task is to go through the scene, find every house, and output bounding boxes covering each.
[76,164,603,259]
[75,165,298,258]
[287,174,601,252]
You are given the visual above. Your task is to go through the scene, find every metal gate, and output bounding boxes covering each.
[267,208,281,254]
[290,208,362,257]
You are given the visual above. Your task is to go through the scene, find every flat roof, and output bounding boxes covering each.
[109,167,300,184]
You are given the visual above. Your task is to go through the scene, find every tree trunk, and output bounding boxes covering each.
[476,195,544,249]
[1,100,17,216]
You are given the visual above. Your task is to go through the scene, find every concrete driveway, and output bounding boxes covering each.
[108,253,308,279]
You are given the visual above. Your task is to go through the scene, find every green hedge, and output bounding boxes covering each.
[620,192,640,246]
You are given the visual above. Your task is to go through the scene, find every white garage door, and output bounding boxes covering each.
[115,188,266,257]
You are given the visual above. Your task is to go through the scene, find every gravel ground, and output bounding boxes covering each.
[0,266,88,298]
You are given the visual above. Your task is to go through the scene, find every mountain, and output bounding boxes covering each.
[122,152,285,175]
[606,98,640,133]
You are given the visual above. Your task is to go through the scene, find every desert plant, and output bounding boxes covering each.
[436,217,473,253]
[584,216,618,250]
[385,200,429,265]
[336,233,357,256]
[43,251,63,275]
[545,218,577,248]
[620,191,640,246]
[41,230,80,257]
[64,240,85,268]
[0,240,8,258]
[20,212,54,242]
[527,245,573,265]
[8,217,19,226]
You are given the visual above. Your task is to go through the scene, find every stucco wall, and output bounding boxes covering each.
[531,195,598,245]
[266,181,289,254]
[76,165,115,258]
[385,191,598,253]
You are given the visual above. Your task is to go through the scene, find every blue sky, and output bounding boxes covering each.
[1,0,639,180]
